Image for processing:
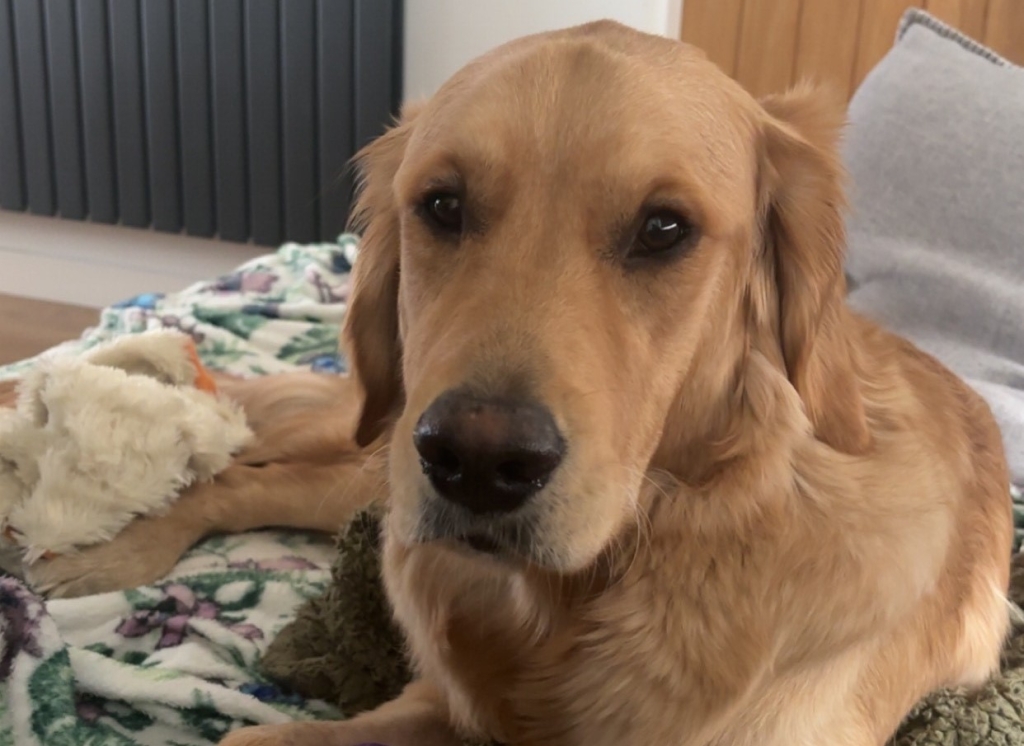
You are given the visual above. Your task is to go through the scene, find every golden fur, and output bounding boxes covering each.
[5,21,1012,746]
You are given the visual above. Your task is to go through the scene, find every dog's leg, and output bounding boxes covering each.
[0,378,18,408]
[215,372,366,465]
[27,456,387,598]
[219,680,463,746]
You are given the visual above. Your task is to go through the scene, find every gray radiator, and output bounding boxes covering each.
[0,0,402,246]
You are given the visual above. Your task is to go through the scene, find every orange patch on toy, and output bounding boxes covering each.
[184,340,218,394]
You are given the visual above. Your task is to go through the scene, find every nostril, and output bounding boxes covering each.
[496,459,529,485]
[495,450,561,487]
[415,427,464,481]
[426,445,461,479]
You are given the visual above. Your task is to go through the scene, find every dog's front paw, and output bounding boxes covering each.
[219,719,463,746]
[218,726,289,746]
[219,723,391,746]
[25,512,196,598]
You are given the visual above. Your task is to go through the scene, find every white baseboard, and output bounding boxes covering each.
[0,212,267,308]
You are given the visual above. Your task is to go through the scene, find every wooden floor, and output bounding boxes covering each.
[0,293,99,366]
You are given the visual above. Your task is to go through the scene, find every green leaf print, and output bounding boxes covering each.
[194,309,269,340]
[28,651,134,746]
[276,325,339,362]
[225,644,249,671]
[102,701,156,733]
[179,690,236,742]
[84,643,115,658]
[199,338,250,365]
[189,534,231,556]
[123,587,156,607]
[179,572,266,612]
[121,651,150,667]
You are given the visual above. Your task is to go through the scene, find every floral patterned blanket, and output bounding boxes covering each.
[0,237,361,745]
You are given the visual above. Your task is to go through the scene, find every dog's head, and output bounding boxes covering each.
[345,21,868,572]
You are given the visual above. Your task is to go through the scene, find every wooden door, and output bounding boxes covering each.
[680,0,1024,99]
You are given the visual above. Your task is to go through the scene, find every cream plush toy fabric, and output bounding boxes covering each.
[0,330,252,564]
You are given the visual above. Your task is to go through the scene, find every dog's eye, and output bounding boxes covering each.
[633,210,692,257]
[422,192,463,233]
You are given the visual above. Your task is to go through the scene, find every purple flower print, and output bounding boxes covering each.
[304,266,349,304]
[115,583,262,650]
[157,315,206,344]
[75,696,105,723]
[227,623,263,641]
[0,576,48,681]
[241,272,277,293]
[213,271,277,295]
[116,608,167,640]
[157,614,190,649]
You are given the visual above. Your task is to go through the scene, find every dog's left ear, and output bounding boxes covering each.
[757,85,871,454]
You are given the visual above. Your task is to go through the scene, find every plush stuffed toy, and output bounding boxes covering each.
[0,330,252,564]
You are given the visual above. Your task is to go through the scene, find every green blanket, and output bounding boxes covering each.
[264,508,1024,745]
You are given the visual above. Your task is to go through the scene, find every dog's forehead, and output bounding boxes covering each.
[404,30,758,199]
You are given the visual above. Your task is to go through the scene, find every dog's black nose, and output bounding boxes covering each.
[413,390,565,515]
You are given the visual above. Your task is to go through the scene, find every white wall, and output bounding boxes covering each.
[403,0,683,101]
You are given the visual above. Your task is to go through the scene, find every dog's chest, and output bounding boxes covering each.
[388,545,773,746]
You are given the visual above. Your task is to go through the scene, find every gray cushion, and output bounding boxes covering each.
[843,9,1024,484]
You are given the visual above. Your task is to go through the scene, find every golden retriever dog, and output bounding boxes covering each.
[5,20,1014,746]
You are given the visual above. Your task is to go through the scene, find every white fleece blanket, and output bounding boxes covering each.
[0,238,357,745]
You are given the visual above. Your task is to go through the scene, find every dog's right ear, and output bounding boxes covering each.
[755,85,870,454]
[344,104,421,447]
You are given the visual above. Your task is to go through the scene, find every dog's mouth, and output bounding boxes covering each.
[460,533,504,555]
[441,532,526,563]
[415,496,539,563]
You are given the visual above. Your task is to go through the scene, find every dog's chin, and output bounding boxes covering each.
[422,520,605,574]
[431,528,622,577]
[422,522,539,567]
[439,533,522,564]
[456,532,506,556]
